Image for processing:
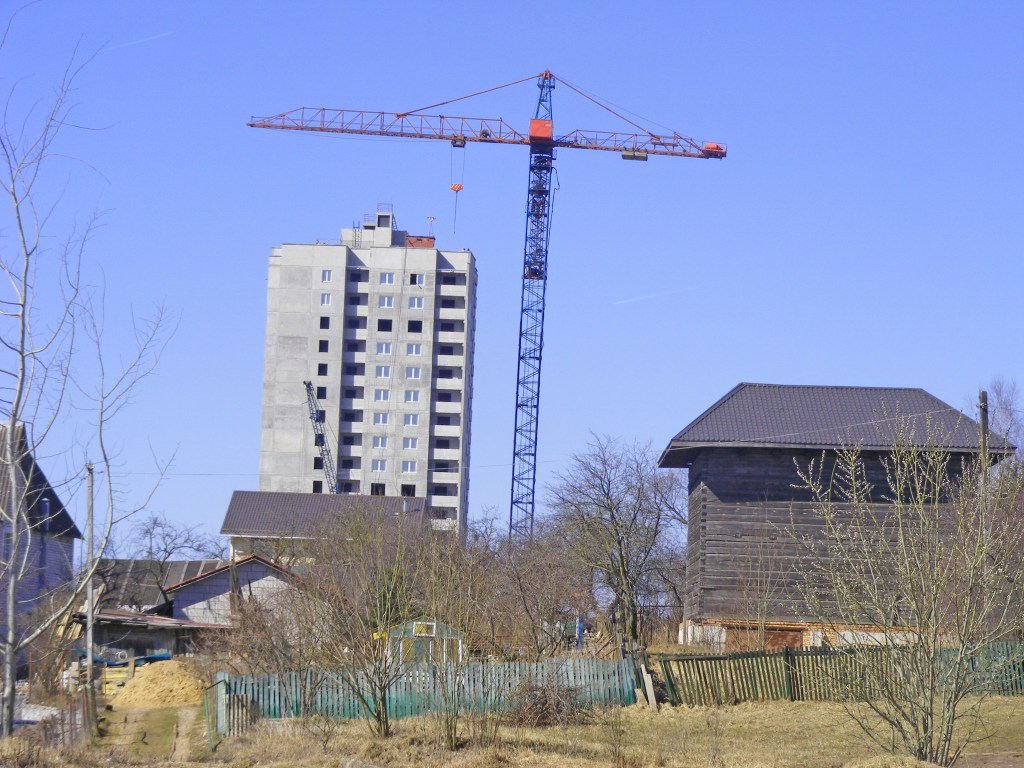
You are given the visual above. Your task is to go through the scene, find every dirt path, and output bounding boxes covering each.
[169,706,197,762]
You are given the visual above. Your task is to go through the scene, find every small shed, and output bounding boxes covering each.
[386,619,464,665]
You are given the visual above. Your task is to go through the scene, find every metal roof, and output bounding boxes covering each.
[165,554,295,592]
[220,491,429,537]
[95,558,225,611]
[0,425,81,539]
[659,383,1014,468]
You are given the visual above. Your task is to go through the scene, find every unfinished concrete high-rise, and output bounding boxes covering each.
[259,206,476,532]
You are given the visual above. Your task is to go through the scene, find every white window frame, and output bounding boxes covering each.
[320,293,331,306]
[378,295,394,309]
[404,390,420,403]
[376,342,392,355]
[403,437,418,450]
[372,459,387,472]
[374,388,390,402]
[403,414,419,427]
[379,272,395,285]
[373,436,388,449]
[402,460,417,473]
[406,343,422,356]
[321,269,332,283]
[408,296,424,309]
[375,365,391,379]
[405,366,421,380]
[373,412,389,425]
[410,273,424,286]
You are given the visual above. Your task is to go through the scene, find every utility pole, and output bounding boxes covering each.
[85,463,94,694]
[979,389,989,468]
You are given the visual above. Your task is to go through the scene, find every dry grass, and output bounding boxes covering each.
[14,696,1023,767]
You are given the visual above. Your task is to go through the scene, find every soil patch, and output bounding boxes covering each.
[111,660,204,709]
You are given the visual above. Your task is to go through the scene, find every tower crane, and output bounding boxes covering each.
[303,380,338,493]
[251,72,725,537]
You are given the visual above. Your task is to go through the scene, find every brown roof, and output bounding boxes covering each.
[220,491,429,537]
[660,383,1014,468]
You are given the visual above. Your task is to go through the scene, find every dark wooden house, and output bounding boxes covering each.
[658,383,1012,650]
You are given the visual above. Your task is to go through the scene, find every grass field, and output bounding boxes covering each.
[5,696,1022,767]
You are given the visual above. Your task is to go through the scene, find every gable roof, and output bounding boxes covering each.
[220,491,429,537]
[164,554,295,592]
[95,558,225,611]
[659,383,1015,469]
[0,425,81,539]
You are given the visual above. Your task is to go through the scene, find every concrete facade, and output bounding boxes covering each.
[259,207,476,533]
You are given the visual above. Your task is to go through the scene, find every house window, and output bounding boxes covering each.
[405,366,421,380]
[402,461,417,473]
[405,390,420,403]
[373,412,388,425]
[376,365,391,379]
[409,273,424,286]
[376,342,392,355]
[313,457,323,470]
[316,386,327,399]
[403,437,418,450]
[370,483,385,496]
[320,293,331,306]
[374,388,389,402]
[380,272,394,285]
[406,343,421,356]
[320,316,330,329]
[407,320,422,333]
[372,459,387,472]
[377,319,393,332]
[401,484,416,497]
[404,414,419,426]
[322,269,332,283]
[378,295,394,309]
[313,480,323,493]
[318,363,328,376]
[408,296,423,309]
[318,340,329,353]
[373,436,388,449]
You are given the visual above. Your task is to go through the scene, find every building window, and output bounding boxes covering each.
[401,483,416,497]
[317,363,328,376]
[370,482,385,496]
[380,272,394,285]
[373,436,388,449]
[345,317,366,329]
[437,392,453,402]
[409,273,424,286]
[402,460,417,473]
[436,415,451,426]
[440,322,456,332]
[404,413,419,426]
[436,438,450,449]
[320,316,330,330]
[403,437,418,450]
[404,390,420,403]
[439,369,454,379]
[408,296,423,309]
[406,343,421,356]
[344,388,359,399]
[344,364,362,375]
[434,461,451,472]
[314,409,326,423]
[378,295,394,309]
[316,386,327,399]
[350,270,368,283]
[322,269,332,283]
[346,341,363,352]
[376,365,391,379]
[407,320,422,333]
[313,480,323,493]
[377,319,393,332]
[373,412,388,425]
[340,459,354,469]
[340,481,355,493]
[314,457,324,470]
[314,434,325,447]
[347,295,361,306]
[405,366,421,380]
[442,275,457,285]
[441,298,455,309]
[432,485,448,496]
[372,459,387,472]
[318,340,329,353]
[376,341,392,354]
[374,388,389,402]
[342,435,356,446]
[320,293,331,306]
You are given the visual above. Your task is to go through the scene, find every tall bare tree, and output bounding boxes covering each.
[548,436,686,648]
[0,15,167,734]
[794,417,1024,766]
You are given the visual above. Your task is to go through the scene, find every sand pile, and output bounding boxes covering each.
[111,659,204,709]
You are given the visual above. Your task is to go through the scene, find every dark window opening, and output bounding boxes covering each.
[340,481,355,493]
[313,480,323,493]
[348,295,361,306]
[320,316,330,329]
[441,275,457,285]
[441,299,456,309]
[345,388,359,398]
[342,435,356,446]
[313,457,323,470]
[439,345,454,355]
[317,363,328,376]
[377,319,393,332]
[440,322,456,332]
[407,320,422,333]
[341,459,354,469]
[315,410,326,423]
[436,439,450,449]
[346,341,363,352]
[371,483,386,496]
[316,386,327,399]
[315,434,325,447]
[349,270,368,283]
[437,392,453,402]
[318,340,329,353]
[439,369,454,379]
[401,484,416,498]
[436,415,451,426]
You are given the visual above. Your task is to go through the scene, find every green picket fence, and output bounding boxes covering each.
[653,641,1024,707]
[211,657,637,736]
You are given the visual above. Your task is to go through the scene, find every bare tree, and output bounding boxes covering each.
[0,16,167,734]
[124,512,225,604]
[548,436,686,649]
[794,417,1024,766]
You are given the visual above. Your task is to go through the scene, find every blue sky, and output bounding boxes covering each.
[4,1,1022,537]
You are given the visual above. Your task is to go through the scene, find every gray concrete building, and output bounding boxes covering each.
[259,207,476,532]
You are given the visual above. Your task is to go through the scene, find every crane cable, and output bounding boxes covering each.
[397,73,544,117]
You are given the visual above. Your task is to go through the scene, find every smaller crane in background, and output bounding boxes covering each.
[303,380,338,493]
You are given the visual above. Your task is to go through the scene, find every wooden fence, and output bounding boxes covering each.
[653,641,1024,706]
[210,657,638,736]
